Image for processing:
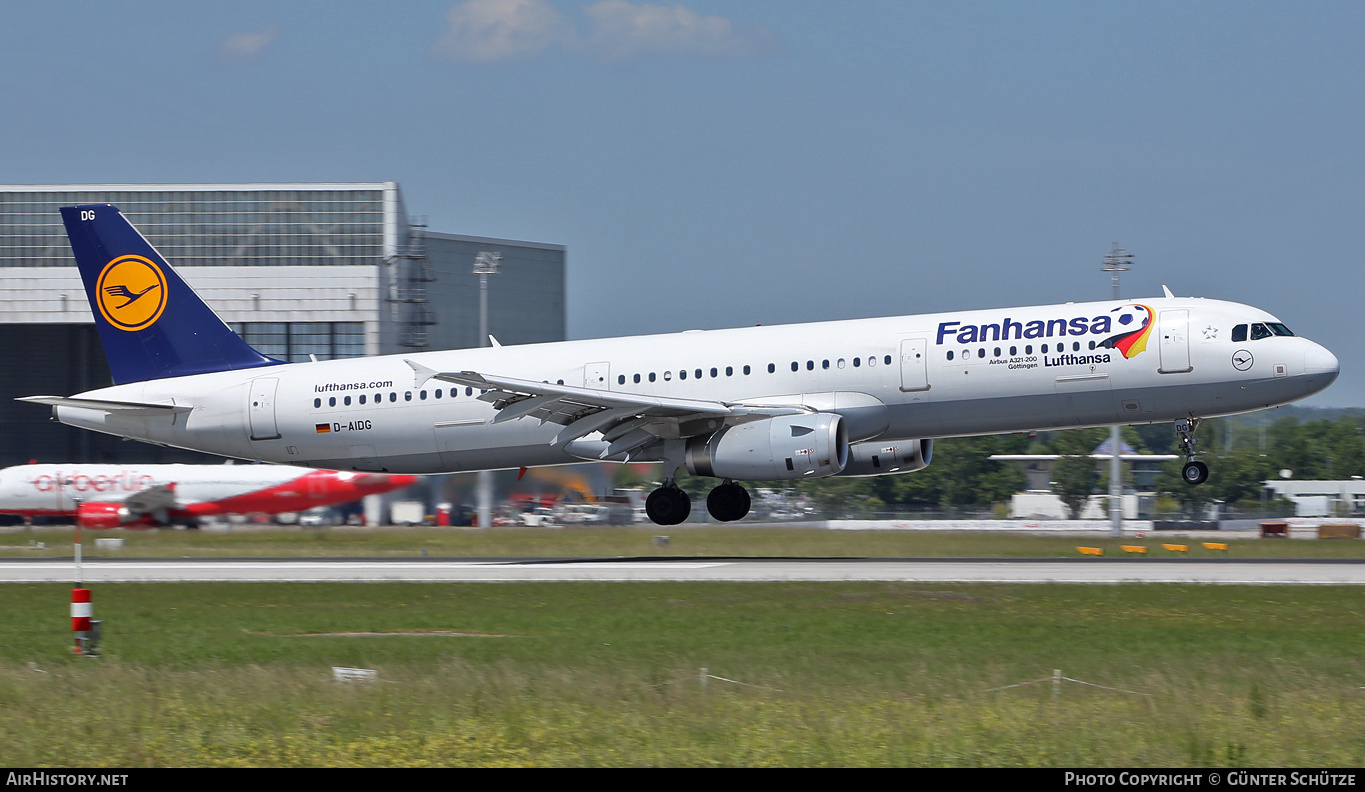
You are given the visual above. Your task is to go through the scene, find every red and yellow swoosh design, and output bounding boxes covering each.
[1105,304,1155,359]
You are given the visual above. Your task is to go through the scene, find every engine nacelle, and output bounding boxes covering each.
[685,413,848,481]
[76,501,129,529]
[835,439,934,477]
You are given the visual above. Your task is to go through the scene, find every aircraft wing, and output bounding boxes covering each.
[120,484,179,516]
[407,361,807,459]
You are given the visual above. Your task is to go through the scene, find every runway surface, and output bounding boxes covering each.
[2,558,1364,584]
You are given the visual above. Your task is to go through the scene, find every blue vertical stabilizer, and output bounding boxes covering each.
[61,204,283,384]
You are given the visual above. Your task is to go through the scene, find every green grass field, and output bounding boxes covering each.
[4,525,1365,559]
[2,581,1363,767]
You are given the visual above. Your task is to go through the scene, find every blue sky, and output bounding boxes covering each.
[3,1,1362,406]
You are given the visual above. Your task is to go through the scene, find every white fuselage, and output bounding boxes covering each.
[47,297,1339,475]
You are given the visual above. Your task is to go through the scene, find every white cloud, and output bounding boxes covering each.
[430,0,776,63]
[583,0,775,60]
[218,26,279,64]
[430,0,573,63]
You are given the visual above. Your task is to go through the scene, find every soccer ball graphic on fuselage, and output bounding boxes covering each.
[20,205,1339,525]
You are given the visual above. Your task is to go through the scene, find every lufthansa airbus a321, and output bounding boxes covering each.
[20,205,1340,525]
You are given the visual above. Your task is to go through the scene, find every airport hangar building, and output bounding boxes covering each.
[0,183,566,468]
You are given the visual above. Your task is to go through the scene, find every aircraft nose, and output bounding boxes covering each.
[1305,343,1340,378]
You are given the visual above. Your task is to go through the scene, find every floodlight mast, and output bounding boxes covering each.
[474,251,502,530]
[1102,245,1132,537]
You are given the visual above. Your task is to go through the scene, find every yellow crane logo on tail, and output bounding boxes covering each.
[95,255,167,331]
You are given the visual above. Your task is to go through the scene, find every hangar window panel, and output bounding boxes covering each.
[332,322,366,358]
[230,321,366,362]
[234,322,288,359]
[289,323,334,362]
[1,188,388,268]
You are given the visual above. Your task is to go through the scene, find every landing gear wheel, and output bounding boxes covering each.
[1182,461,1209,486]
[646,486,692,526]
[1175,416,1208,485]
[706,482,752,522]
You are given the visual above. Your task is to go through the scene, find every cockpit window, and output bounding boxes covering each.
[1235,322,1294,341]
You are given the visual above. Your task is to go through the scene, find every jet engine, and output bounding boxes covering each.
[835,438,934,477]
[75,501,129,529]
[685,413,848,480]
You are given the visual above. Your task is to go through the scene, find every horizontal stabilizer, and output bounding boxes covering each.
[16,395,192,415]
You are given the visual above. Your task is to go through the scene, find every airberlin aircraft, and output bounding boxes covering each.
[21,205,1340,526]
[0,462,418,528]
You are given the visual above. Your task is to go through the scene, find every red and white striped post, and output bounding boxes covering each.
[71,587,92,654]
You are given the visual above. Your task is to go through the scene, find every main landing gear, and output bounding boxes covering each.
[706,481,751,523]
[1175,417,1209,485]
[645,481,753,525]
[645,483,691,526]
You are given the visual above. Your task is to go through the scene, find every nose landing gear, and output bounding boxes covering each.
[1176,417,1209,485]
